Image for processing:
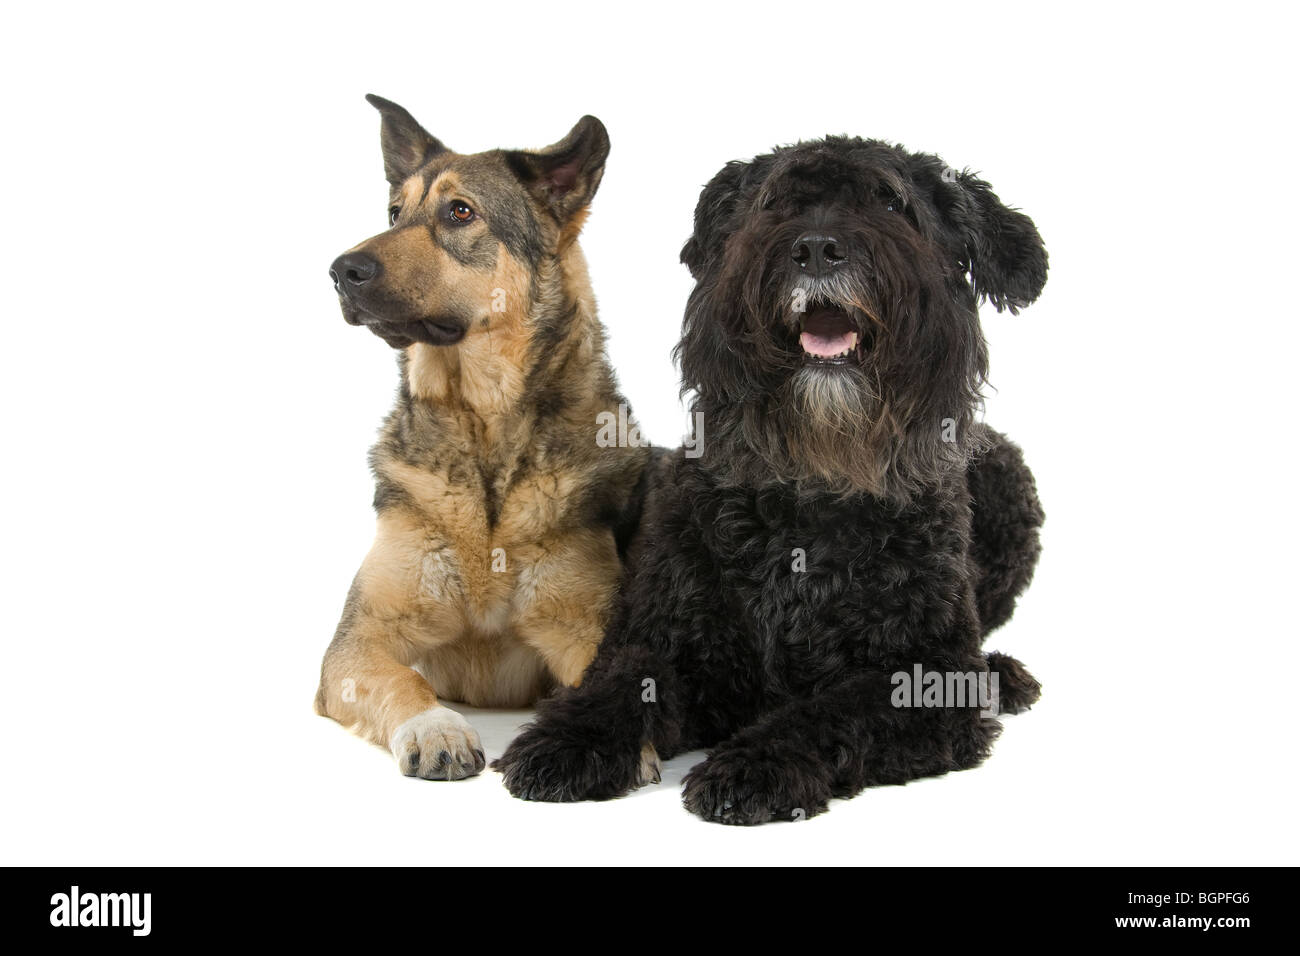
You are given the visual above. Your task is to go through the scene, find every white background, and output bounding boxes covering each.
[1,0,1296,865]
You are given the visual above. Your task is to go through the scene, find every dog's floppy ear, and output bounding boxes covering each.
[366,94,448,186]
[912,155,1047,313]
[680,160,751,280]
[958,172,1048,312]
[504,116,609,224]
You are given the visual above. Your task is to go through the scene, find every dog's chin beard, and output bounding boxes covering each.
[787,363,879,438]
[772,361,896,495]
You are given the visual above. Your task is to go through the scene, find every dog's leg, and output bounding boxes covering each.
[315,609,484,780]
[967,427,1044,636]
[493,642,684,801]
[316,629,483,780]
[681,669,1001,825]
[315,532,485,781]
[966,429,1043,712]
[509,530,622,689]
[497,485,744,802]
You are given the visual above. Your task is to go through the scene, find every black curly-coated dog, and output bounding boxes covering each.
[494,136,1048,824]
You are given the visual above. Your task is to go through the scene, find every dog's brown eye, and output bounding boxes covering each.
[886,198,902,213]
[450,201,475,223]
[388,206,401,226]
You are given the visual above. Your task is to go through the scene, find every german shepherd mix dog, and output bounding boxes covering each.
[315,96,650,780]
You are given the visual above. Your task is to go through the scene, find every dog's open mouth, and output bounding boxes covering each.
[799,308,862,365]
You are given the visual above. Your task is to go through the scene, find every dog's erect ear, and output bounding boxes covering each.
[504,116,609,223]
[912,155,1047,313]
[366,94,448,186]
[680,160,751,280]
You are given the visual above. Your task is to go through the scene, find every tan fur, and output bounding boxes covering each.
[399,175,424,207]
[403,252,534,417]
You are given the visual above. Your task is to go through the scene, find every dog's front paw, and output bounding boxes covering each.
[493,724,649,802]
[681,743,832,826]
[389,707,485,780]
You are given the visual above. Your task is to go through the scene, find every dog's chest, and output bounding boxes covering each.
[707,491,966,689]
[490,464,582,543]
[722,514,876,665]
[394,455,587,625]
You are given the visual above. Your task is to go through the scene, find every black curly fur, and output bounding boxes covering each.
[495,136,1048,824]
[968,436,1046,635]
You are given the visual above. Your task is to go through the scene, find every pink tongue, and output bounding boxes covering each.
[800,329,857,357]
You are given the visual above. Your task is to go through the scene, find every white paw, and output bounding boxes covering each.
[389,707,485,780]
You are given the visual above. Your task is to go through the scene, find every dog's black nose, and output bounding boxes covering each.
[329,252,382,294]
[791,234,846,276]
